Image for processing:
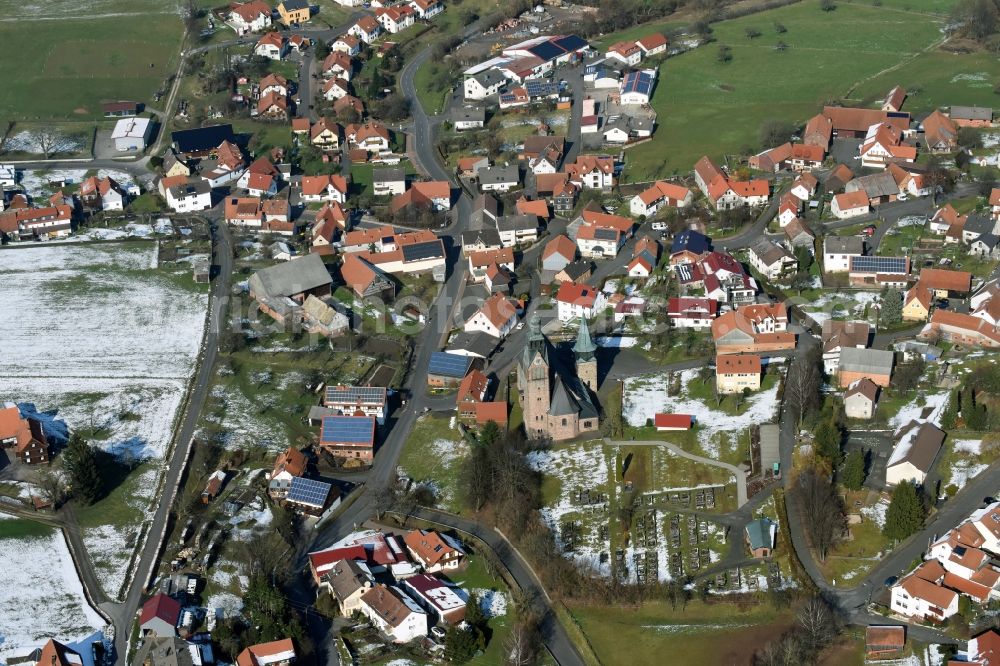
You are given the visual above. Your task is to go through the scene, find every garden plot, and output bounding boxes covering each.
[0,242,207,600]
[0,519,106,662]
[623,369,780,457]
[397,415,468,512]
[526,441,615,576]
[199,382,293,453]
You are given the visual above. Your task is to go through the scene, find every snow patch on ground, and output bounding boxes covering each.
[199,384,288,452]
[596,336,637,348]
[953,439,983,454]
[623,369,780,457]
[862,498,890,529]
[16,168,147,199]
[889,391,951,429]
[0,529,105,661]
[526,443,612,577]
[474,589,508,619]
[948,460,988,490]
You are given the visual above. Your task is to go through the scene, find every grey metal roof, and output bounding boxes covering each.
[838,347,894,376]
[496,214,537,232]
[450,105,485,123]
[846,171,898,199]
[480,164,520,186]
[950,105,992,121]
[966,214,996,237]
[823,235,864,256]
[473,68,506,88]
[462,227,502,247]
[446,331,498,359]
[374,167,405,183]
[248,253,331,300]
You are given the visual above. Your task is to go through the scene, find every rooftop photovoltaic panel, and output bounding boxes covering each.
[622,71,653,95]
[594,227,619,241]
[527,41,564,62]
[554,35,588,53]
[324,386,386,404]
[402,240,444,262]
[287,477,332,508]
[849,255,908,274]
[525,80,559,97]
[429,352,473,378]
[321,416,375,444]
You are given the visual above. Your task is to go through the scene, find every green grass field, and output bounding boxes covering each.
[621,2,945,181]
[0,17,182,120]
[568,600,794,665]
[0,517,55,540]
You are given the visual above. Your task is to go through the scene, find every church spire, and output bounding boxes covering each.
[573,316,596,361]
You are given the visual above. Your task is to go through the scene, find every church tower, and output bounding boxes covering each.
[519,316,551,438]
[573,316,598,393]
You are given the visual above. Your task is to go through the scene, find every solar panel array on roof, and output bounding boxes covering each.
[287,477,332,508]
[429,352,473,378]
[402,240,444,262]
[527,41,563,62]
[849,255,908,274]
[325,386,386,404]
[321,416,375,444]
[554,35,588,52]
[594,227,619,241]
[622,71,653,96]
[525,80,559,97]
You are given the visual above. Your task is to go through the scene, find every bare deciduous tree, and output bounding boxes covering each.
[784,347,822,426]
[504,622,538,666]
[35,128,62,159]
[35,468,67,508]
[796,596,837,651]
[793,468,846,562]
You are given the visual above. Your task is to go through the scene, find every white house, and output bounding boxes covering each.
[576,224,623,258]
[844,378,878,419]
[229,0,272,34]
[667,297,717,329]
[323,78,351,101]
[408,0,443,19]
[373,168,406,196]
[890,563,959,622]
[605,40,642,66]
[463,294,518,339]
[555,282,608,322]
[831,191,871,219]
[255,32,286,59]
[301,175,348,204]
[619,69,656,106]
[885,421,945,487]
[376,5,415,33]
[566,155,614,190]
[359,585,428,644]
[822,236,864,273]
[748,239,797,281]
[629,181,692,217]
[464,69,506,101]
[348,16,382,44]
[165,180,212,213]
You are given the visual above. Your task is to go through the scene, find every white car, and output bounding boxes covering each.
[431,626,446,640]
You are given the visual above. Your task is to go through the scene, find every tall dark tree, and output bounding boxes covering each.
[793,467,846,561]
[758,119,796,149]
[62,433,102,505]
[883,480,926,541]
[785,346,823,425]
[841,449,866,490]
[950,0,1000,42]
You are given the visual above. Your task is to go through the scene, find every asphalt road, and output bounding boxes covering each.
[110,217,235,661]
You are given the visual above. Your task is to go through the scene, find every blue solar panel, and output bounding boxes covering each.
[525,80,559,97]
[527,41,563,62]
[429,352,472,378]
[325,386,386,405]
[849,255,908,274]
[554,35,588,53]
[622,71,653,96]
[287,477,332,507]
[321,416,374,444]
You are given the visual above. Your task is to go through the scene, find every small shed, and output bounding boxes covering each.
[745,517,776,558]
[653,413,693,431]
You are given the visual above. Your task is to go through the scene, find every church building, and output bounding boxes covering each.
[518,316,601,441]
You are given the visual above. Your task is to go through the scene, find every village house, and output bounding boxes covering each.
[319,415,376,462]
[711,303,795,355]
[576,224,623,258]
[401,574,467,625]
[319,559,374,616]
[300,174,348,204]
[450,105,485,131]
[463,68,507,100]
[79,176,127,211]
[667,297,718,329]
[325,385,389,423]
[783,217,816,249]
[891,560,959,622]
[310,118,341,151]
[229,0,271,34]
[555,282,607,322]
[886,421,945,486]
[821,320,870,375]
[629,182,693,225]
[541,234,577,275]
[464,293,519,338]
[340,253,395,300]
[375,5,415,33]
[347,121,392,154]
[479,164,520,193]
[163,180,212,213]
[830,190,870,219]
[777,193,801,228]
[403,529,465,572]
[322,77,352,101]
[844,377,879,419]
[255,31,286,59]
[822,236,864,273]
[276,0,310,24]
[606,40,642,66]
[267,446,307,498]
[139,594,181,637]
[331,34,361,55]
[565,155,615,190]
[858,121,917,168]
[837,347,894,388]
[348,16,382,43]
[0,404,49,464]
[236,639,297,666]
[950,105,993,127]
[409,0,443,19]
[922,110,959,153]
[390,181,451,213]
[359,584,428,643]
[747,238,797,281]
[467,247,514,282]
[495,214,538,247]
[456,369,489,421]
[715,354,762,394]
[694,155,769,210]
[919,309,1000,348]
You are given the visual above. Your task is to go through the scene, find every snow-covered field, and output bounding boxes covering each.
[526,443,614,576]
[15,167,149,199]
[0,243,208,600]
[861,498,889,529]
[947,460,988,490]
[801,291,877,324]
[0,522,106,662]
[623,369,780,457]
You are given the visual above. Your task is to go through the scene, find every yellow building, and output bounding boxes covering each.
[277,0,310,26]
[715,354,762,395]
[902,285,931,322]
